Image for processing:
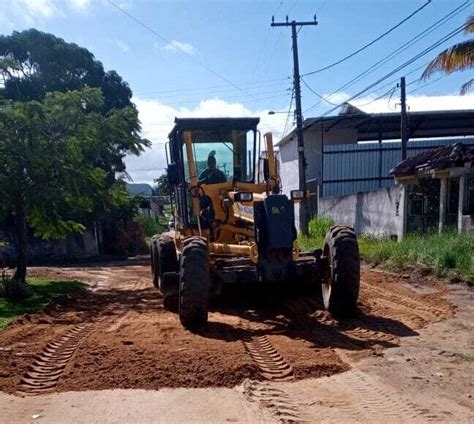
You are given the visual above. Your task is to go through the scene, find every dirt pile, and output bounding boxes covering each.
[0,261,453,395]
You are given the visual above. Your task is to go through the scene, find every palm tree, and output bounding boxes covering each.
[422,15,473,94]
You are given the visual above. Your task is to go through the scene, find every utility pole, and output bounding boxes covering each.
[271,15,317,236]
[400,76,408,160]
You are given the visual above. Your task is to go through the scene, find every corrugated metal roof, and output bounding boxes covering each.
[278,109,474,146]
[390,142,474,177]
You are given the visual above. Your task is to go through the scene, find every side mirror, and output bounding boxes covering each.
[167,163,179,185]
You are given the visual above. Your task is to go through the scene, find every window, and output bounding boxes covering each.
[182,129,255,184]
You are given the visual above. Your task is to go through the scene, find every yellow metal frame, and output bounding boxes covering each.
[176,129,298,261]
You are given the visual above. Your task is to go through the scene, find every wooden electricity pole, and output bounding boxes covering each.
[400,76,408,160]
[271,15,317,236]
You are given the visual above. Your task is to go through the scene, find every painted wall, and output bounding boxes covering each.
[318,187,401,237]
[278,126,358,230]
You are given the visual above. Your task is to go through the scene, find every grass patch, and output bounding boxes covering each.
[0,279,87,330]
[300,217,474,283]
[298,216,334,251]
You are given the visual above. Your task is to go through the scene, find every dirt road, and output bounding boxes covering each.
[0,258,472,422]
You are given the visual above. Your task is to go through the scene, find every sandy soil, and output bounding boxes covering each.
[0,258,472,422]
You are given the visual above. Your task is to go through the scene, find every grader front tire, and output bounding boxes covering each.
[179,237,210,329]
[323,226,360,316]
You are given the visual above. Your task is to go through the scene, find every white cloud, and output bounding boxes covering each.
[162,40,196,55]
[125,97,289,184]
[322,91,351,106]
[21,0,59,19]
[115,40,130,53]
[67,0,90,10]
[2,0,92,25]
[351,93,474,114]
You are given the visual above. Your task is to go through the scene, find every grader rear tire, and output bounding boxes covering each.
[150,237,159,288]
[157,236,179,310]
[323,226,360,316]
[179,237,209,329]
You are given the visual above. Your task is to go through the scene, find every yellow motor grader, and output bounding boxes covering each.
[151,117,360,329]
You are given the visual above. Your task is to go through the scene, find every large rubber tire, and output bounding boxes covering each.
[179,237,209,329]
[157,236,179,288]
[150,236,159,288]
[323,226,360,316]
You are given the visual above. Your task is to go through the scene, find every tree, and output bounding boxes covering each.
[422,15,474,94]
[0,29,149,175]
[153,171,170,196]
[0,30,150,288]
[0,88,143,298]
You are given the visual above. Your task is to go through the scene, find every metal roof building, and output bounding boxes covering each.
[277,106,474,206]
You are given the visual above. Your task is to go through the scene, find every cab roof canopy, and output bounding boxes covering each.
[168,117,260,140]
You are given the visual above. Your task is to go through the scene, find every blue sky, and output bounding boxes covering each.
[1,0,473,183]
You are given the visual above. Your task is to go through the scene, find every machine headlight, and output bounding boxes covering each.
[290,190,305,201]
[235,192,253,202]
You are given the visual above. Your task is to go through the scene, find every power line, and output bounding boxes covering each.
[282,88,295,137]
[301,76,339,106]
[303,0,470,112]
[134,77,291,96]
[304,5,470,114]
[252,1,286,80]
[106,0,253,97]
[304,22,467,116]
[318,1,469,86]
[139,86,292,106]
[136,81,290,99]
[303,0,432,76]
[353,86,398,108]
[409,73,451,94]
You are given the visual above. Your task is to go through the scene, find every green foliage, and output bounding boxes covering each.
[0,88,136,240]
[0,278,86,330]
[301,217,474,283]
[298,216,334,251]
[361,231,474,282]
[135,214,162,238]
[153,171,170,196]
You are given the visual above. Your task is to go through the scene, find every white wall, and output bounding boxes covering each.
[318,187,400,237]
[278,126,358,230]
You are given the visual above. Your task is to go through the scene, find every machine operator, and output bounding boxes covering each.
[199,151,226,184]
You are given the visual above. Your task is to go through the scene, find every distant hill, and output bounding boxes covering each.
[126,183,153,197]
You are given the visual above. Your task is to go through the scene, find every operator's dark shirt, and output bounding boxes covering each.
[199,168,227,184]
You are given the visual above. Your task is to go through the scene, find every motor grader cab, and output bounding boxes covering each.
[151,117,360,329]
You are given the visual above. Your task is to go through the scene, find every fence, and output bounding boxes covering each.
[322,137,474,198]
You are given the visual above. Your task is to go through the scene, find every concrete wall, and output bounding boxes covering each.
[319,186,400,237]
[279,126,358,230]
[279,126,358,195]
[1,227,99,264]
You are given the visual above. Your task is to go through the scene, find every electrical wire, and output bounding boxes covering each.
[137,81,290,100]
[303,0,433,76]
[408,73,450,94]
[301,76,339,106]
[304,22,467,117]
[252,1,286,81]
[303,1,471,111]
[134,77,291,96]
[282,88,295,137]
[106,0,253,97]
[352,86,398,108]
[304,21,467,114]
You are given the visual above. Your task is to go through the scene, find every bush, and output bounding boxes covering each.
[135,214,162,238]
[298,217,474,283]
[298,216,334,251]
[361,231,474,282]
